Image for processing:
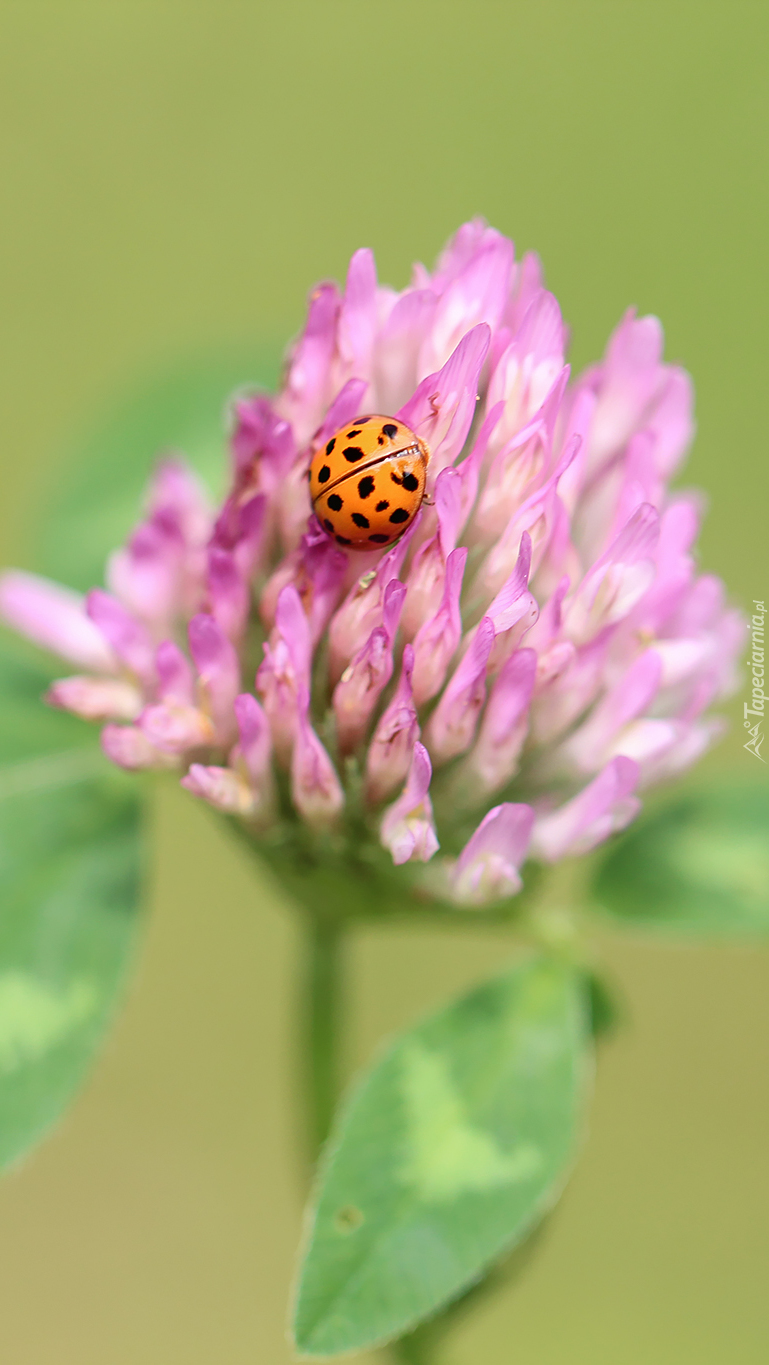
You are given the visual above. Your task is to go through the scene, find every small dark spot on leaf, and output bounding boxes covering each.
[327,493,343,512]
[325,437,336,456]
[343,445,365,463]
[334,1205,364,1234]
[357,475,375,499]
[389,507,409,524]
[318,464,331,483]
[352,512,370,529]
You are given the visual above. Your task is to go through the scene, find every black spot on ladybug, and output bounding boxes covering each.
[343,445,365,463]
[352,512,370,529]
[377,435,385,445]
[335,534,352,546]
[390,472,403,485]
[369,533,390,543]
[327,493,343,511]
[346,429,362,439]
[402,471,419,492]
[389,507,409,524]
[318,464,331,483]
[323,518,334,533]
[357,475,375,499]
[382,423,398,440]
[325,438,336,456]
[375,499,389,512]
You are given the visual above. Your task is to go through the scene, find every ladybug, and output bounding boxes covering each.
[309,415,429,551]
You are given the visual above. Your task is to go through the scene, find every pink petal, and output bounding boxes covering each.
[531,635,610,747]
[46,676,143,722]
[647,367,694,479]
[380,741,439,865]
[426,616,495,764]
[0,571,116,672]
[140,702,215,754]
[419,235,513,377]
[411,546,467,706]
[583,310,667,473]
[181,763,255,815]
[365,643,420,804]
[256,584,313,761]
[428,219,507,293]
[212,492,268,580]
[86,589,156,685]
[315,377,370,448]
[561,649,663,774]
[188,612,240,746]
[147,459,212,548]
[472,425,579,605]
[464,647,537,795]
[451,802,535,905]
[106,519,184,631]
[398,324,491,481]
[155,639,195,705]
[485,295,567,452]
[333,581,405,753]
[563,503,660,645]
[482,531,539,668]
[453,400,505,537]
[206,546,249,640]
[335,247,378,385]
[531,757,641,861]
[230,395,295,487]
[291,698,344,829]
[328,538,411,683]
[399,467,462,641]
[233,692,272,782]
[101,723,174,771]
[374,289,438,414]
[276,281,340,445]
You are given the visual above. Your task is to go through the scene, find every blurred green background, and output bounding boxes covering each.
[0,2,767,1361]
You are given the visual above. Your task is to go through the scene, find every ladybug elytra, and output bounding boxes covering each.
[309,415,428,551]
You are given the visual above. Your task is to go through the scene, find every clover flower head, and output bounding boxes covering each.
[0,220,743,907]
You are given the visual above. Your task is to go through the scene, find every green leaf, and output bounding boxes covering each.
[592,780,769,934]
[37,344,282,591]
[293,955,590,1356]
[0,638,143,1170]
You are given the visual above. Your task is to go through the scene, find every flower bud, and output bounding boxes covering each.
[380,742,439,866]
[449,802,535,906]
[46,676,142,722]
[0,571,115,672]
[291,694,344,829]
[365,645,420,805]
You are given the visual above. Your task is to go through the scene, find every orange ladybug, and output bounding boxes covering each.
[309,415,429,551]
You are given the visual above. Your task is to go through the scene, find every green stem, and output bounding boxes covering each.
[301,913,344,1165]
